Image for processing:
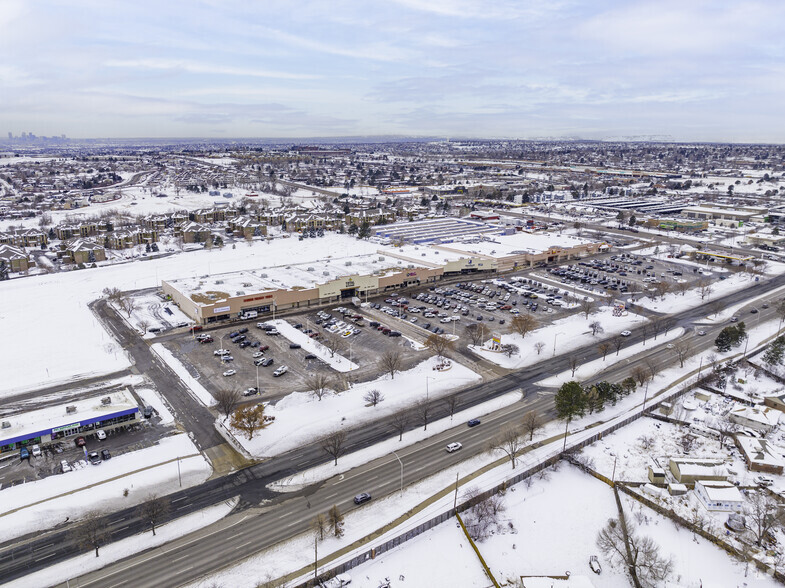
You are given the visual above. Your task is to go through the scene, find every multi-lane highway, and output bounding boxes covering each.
[3,272,785,587]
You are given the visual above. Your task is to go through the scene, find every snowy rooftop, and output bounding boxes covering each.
[697,480,744,502]
[0,389,138,446]
[442,230,599,258]
[167,253,420,301]
[735,435,785,469]
[385,244,481,266]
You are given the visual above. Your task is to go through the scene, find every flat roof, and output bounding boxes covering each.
[1,389,139,447]
[441,230,598,258]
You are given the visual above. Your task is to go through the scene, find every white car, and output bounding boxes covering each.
[214,349,230,356]
[620,330,632,337]
[252,351,264,358]
[755,475,774,487]
[61,460,72,473]
[222,369,237,377]
[446,442,463,453]
[273,365,289,377]
[96,429,106,440]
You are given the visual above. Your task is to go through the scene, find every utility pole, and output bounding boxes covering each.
[453,472,459,512]
[314,536,318,584]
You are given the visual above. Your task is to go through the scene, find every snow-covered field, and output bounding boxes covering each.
[0,234,380,398]
[469,306,646,370]
[230,355,481,458]
[634,271,764,313]
[6,499,236,588]
[1,433,211,542]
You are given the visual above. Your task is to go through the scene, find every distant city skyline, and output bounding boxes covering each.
[2,0,784,142]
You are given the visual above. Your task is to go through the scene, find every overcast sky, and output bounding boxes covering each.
[2,0,784,142]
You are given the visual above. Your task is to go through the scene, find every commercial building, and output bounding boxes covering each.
[0,389,140,454]
[694,480,744,513]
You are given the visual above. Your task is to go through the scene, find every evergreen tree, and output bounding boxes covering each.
[0,259,8,281]
[555,381,586,451]
[715,328,733,352]
[763,336,785,366]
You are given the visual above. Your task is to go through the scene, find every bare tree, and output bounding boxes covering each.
[230,404,266,440]
[712,415,739,449]
[465,323,489,346]
[746,490,785,547]
[320,430,347,466]
[631,365,649,388]
[425,333,453,360]
[74,510,110,557]
[651,317,662,340]
[137,495,171,536]
[672,340,692,368]
[500,343,519,357]
[306,373,332,401]
[215,388,241,421]
[444,395,459,420]
[569,355,580,377]
[118,296,137,318]
[510,314,537,338]
[137,318,150,335]
[323,331,344,358]
[415,399,434,431]
[462,487,507,541]
[102,286,123,303]
[522,410,543,441]
[327,504,345,537]
[644,357,659,380]
[534,341,546,355]
[653,280,671,301]
[363,388,384,407]
[311,513,327,542]
[390,410,410,441]
[596,518,673,588]
[589,321,604,336]
[598,342,611,360]
[708,299,724,317]
[379,349,403,379]
[613,336,624,356]
[489,425,525,469]
[698,279,713,301]
[581,298,595,319]
[674,280,690,296]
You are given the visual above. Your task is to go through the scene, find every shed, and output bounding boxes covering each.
[648,466,667,485]
[668,483,688,496]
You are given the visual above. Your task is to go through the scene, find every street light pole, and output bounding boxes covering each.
[425,376,435,401]
[392,451,403,496]
[256,364,260,393]
[552,332,564,357]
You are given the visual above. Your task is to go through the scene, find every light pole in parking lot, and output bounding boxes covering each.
[392,450,404,496]
[256,363,260,393]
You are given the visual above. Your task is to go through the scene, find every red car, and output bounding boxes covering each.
[75,436,86,447]
[259,345,270,352]
[309,332,320,338]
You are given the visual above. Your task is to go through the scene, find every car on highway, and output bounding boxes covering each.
[697,330,706,336]
[730,316,738,323]
[273,365,288,377]
[222,369,237,377]
[468,419,481,427]
[353,492,372,505]
[61,460,72,473]
[666,344,674,349]
[751,308,759,314]
[446,442,463,453]
[620,330,631,337]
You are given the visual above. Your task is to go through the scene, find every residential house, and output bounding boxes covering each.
[729,406,780,434]
[0,244,34,271]
[694,480,744,513]
[735,435,785,475]
[228,216,267,239]
[763,392,785,413]
[668,458,727,484]
[179,222,212,244]
[62,239,106,264]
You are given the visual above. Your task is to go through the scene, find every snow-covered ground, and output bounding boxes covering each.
[469,306,646,369]
[229,355,482,458]
[0,234,380,398]
[634,271,764,313]
[7,499,236,588]
[537,327,685,386]
[1,433,211,541]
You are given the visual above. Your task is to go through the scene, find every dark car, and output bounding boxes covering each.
[228,331,240,338]
[238,327,249,334]
[304,353,317,360]
[289,343,301,349]
[143,405,154,419]
[467,419,481,427]
[243,387,260,396]
[75,436,87,447]
[101,449,111,461]
[88,451,102,465]
[261,358,274,367]
[20,447,30,461]
[353,493,372,505]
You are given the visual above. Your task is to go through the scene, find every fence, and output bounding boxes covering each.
[294,364,718,587]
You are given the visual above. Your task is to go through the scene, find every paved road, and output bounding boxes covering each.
[4,274,785,586]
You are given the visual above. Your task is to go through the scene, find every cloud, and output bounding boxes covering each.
[104,58,321,80]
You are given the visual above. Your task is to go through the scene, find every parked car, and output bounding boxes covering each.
[20,447,30,461]
[143,405,154,418]
[304,353,317,360]
[273,365,289,377]
[260,358,274,367]
[61,460,72,473]
[243,387,260,396]
[755,475,774,487]
[222,369,237,377]
[253,351,264,358]
[88,451,102,465]
[446,442,463,453]
[101,449,111,460]
[75,436,86,447]
[353,492,372,505]
[96,429,106,440]
[289,343,301,349]
[31,444,41,457]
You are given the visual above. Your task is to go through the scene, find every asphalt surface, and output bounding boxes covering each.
[4,273,785,586]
